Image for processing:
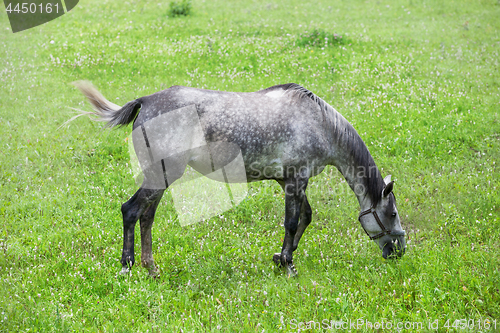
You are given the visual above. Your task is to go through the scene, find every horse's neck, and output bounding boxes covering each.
[334,157,373,211]
[327,117,377,211]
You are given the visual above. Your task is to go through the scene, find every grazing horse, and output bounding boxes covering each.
[74,82,406,277]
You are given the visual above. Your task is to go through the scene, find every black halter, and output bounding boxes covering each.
[358,206,406,240]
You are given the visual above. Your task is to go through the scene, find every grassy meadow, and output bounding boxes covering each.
[1,0,499,331]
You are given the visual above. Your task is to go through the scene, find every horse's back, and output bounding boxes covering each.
[135,84,324,125]
[133,85,332,180]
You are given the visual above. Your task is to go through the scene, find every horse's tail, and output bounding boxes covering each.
[69,81,141,128]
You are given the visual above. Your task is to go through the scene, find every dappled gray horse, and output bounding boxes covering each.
[74,82,406,277]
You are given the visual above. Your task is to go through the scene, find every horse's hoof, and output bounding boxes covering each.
[119,267,130,276]
[148,267,160,278]
[272,253,282,266]
[286,262,298,278]
[273,253,298,277]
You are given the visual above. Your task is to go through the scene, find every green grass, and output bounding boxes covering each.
[1,0,499,331]
[168,0,193,18]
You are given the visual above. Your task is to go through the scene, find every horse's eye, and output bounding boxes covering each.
[391,212,397,217]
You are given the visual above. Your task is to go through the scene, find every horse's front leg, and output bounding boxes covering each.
[292,196,312,251]
[274,176,309,277]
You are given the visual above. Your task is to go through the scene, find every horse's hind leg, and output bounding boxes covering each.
[139,194,163,277]
[120,188,164,275]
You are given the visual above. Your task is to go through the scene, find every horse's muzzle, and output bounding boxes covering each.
[381,235,406,259]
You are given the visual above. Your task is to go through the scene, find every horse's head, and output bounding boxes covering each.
[358,175,406,259]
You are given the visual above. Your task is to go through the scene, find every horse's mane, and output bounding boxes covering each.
[261,83,386,205]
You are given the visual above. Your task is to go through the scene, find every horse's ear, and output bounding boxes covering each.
[383,181,394,197]
[383,175,392,185]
